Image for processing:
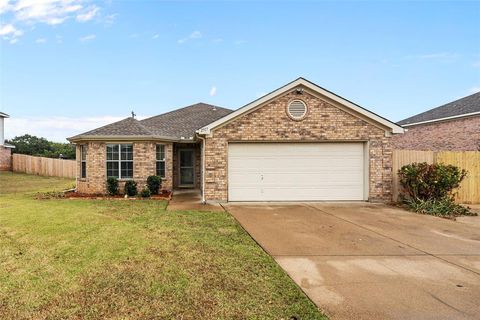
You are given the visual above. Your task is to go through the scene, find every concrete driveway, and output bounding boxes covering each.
[225,203,480,320]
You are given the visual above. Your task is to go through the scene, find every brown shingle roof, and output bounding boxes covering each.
[140,103,232,139]
[398,92,480,125]
[68,103,232,141]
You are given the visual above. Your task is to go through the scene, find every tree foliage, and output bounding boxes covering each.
[6,134,75,159]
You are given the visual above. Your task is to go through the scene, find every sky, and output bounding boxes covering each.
[1,0,479,142]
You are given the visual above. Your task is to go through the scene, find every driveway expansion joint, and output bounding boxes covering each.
[306,204,480,276]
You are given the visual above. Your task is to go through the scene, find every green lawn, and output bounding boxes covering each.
[0,172,325,319]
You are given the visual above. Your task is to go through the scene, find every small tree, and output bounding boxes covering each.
[106,177,119,195]
[146,175,162,195]
[124,180,138,197]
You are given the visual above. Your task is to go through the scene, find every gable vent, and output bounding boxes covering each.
[287,100,307,120]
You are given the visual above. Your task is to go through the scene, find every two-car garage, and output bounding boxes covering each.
[228,142,367,201]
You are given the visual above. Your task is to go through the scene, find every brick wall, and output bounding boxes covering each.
[392,116,480,151]
[0,146,12,171]
[203,88,393,202]
[76,141,173,194]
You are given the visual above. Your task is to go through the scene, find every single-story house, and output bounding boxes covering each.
[0,112,15,171]
[392,92,480,151]
[68,78,404,202]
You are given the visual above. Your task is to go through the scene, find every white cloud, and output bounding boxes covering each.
[104,13,117,26]
[0,0,12,14]
[0,1,112,39]
[35,37,46,43]
[177,30,202,44]
[407,52,459,60]
[209,85,217,97]
[0,23,22,36]
[76,5,98,22]
[152,33,159,39]
[79,34,95,42]
[4,115,151,143]
[0,23,23,43]
[13,0,83,25]
[233,39,247,45]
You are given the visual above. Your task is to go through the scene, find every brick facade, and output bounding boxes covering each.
[0,146,12,171]
[392,116,480,151]
[76,141,173,194]
[203,89,393,202]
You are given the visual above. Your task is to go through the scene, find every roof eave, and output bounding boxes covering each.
[400,111,480,127]
[67,135,188,143]
[197,78,404,135]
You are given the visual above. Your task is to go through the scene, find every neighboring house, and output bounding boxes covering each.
[392,92,480,151]
[68,78,404,202]
[0,112,15,171]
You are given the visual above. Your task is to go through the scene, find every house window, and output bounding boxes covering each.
[156,144,165,178]
[80,145,86,178]
[106,144,133,179]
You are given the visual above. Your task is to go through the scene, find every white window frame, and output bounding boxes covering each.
[80,144,87,179]
[156,144,166,178]
[106,143,134,179]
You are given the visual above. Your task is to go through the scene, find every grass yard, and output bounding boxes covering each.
[0,172,325,320]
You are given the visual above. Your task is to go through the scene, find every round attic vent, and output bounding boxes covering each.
[287,100,307,120]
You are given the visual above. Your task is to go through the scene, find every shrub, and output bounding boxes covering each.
[146,175,162,195]
[398,162,467,201]
[140,187,151,198]
[398,162,473,218]
[124,180,138,197]
[106,177,119,195]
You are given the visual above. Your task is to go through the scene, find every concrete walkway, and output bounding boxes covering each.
[225,202,480,320]
[166,189,224,212]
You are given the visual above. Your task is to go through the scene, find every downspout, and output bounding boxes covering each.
[197,134,206,204]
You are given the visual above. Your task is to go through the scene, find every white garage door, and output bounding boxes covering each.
[228,143,366,201]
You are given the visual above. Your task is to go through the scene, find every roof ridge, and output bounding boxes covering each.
[140,102,231,123]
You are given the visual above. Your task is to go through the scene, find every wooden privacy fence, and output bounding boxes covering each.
[392,150,480,204]
[12,154,76,178]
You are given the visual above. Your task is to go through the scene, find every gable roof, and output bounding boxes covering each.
[197,77,404,135]
[0,112,9,118]
[68,103,232,142]
[398,91,480,127]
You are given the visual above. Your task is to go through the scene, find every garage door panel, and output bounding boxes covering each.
[228,143,365,201]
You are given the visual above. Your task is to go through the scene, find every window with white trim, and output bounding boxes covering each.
[156,144,165,178]
[106,144,133,179]
[80,145,86,178]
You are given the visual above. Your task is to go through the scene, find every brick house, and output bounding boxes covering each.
[68,78,404,202]
[0,112,15,171]
[392,92,480,151]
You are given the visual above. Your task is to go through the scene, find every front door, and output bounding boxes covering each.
[179,149,195,187]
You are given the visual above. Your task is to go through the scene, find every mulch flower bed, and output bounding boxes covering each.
[48,190,172,200]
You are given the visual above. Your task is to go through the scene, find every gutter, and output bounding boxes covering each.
[67,135,194,143]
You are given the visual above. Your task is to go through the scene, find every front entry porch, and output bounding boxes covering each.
[172,143,202,190]
[167,189,224,212]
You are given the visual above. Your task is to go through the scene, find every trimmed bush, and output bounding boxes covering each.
[398,162,467,201]
[140,187,151,198]
[124,180,138,197]
[106,177,118,195]
[146,175,162,195]
[398,162,474,218]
